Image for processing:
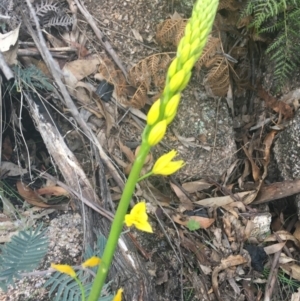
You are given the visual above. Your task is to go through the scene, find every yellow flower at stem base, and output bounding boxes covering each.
[152,150,185,176]
[125,202,153,233]
[113,288,123,301]
[82,256,101,268]
[51,263,76,278]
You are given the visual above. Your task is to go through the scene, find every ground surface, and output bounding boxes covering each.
[1,0,300,301]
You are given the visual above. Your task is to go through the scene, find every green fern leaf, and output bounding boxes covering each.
[0,224,48,291]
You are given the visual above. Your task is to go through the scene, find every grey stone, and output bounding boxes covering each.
[273,108,300,217]
[167,87,236,181]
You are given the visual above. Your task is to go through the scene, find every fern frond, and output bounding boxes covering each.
[128,53,172,91]
[195,36,221,72]
[45,233,113,301]
[204,55,230,97]
[155,19,187,46]
[13,64,54,92]
[0,224,48,291]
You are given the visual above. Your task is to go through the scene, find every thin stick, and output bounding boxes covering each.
[0,51,14,80]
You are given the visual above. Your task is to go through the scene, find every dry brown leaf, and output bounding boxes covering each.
[173,214,215,229]
[293,221,300,241]
[119,141,135,163]
[264,230,300,249]
[212,255,248,301]
[242,145,261,182]
[36,186,69,197]
[280,263,300,281]
[263,242,286,255]
[170,182,193,211]
[195,191,254,207]
[63,54,101,81]
[257,85,294,119]
[0,24,20,65]
[182,180,212,193]
[17,181,52,208]
[263,130,277,163]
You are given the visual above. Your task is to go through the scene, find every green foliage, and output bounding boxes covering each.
[242,0,300,90]
[44,233,113,301]
[0,223,48,291]
[263,268,300,292]
[12,64,54,92]
[187,218,201,231]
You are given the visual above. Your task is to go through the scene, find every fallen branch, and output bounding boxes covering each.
[253,179,300,204]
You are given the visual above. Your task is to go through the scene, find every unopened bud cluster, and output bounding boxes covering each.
[145,0,219,146]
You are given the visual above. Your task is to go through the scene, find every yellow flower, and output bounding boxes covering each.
[147,99,161,125]
[147,120,167,146]
[152,150,185,176]
[82,256,101,268]
[113,288,123,301]
[51,263,76,278]
[125,202,153,233]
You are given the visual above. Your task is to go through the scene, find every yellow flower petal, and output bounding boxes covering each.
[82,256,101,268]
[51,263,76,278]
[124,202,153,233]
[152,150,185,176]
[147,120,167,146]
[113,288,123,301]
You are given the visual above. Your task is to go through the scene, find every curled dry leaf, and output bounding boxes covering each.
[263,242,285,255]
[182,179,212,193]
[36,186,69,197]
[195,191,254,207]
[264,230,300,249]
[17,181,52,208]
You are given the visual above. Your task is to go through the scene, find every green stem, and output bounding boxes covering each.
[87,143,151,301]
[74,276,85,301]
[137,171,153,182]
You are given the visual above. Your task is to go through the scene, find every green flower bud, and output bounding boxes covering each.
[166,111,177,125]
[147,99,161,125]
[168,58,179,78]
[177,72,191,91]
[165,94,181,118]
[148,120,167,146]
[169,69,186,93]
[180,44,191,64]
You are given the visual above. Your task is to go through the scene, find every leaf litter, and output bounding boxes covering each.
[1,0,300,300]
